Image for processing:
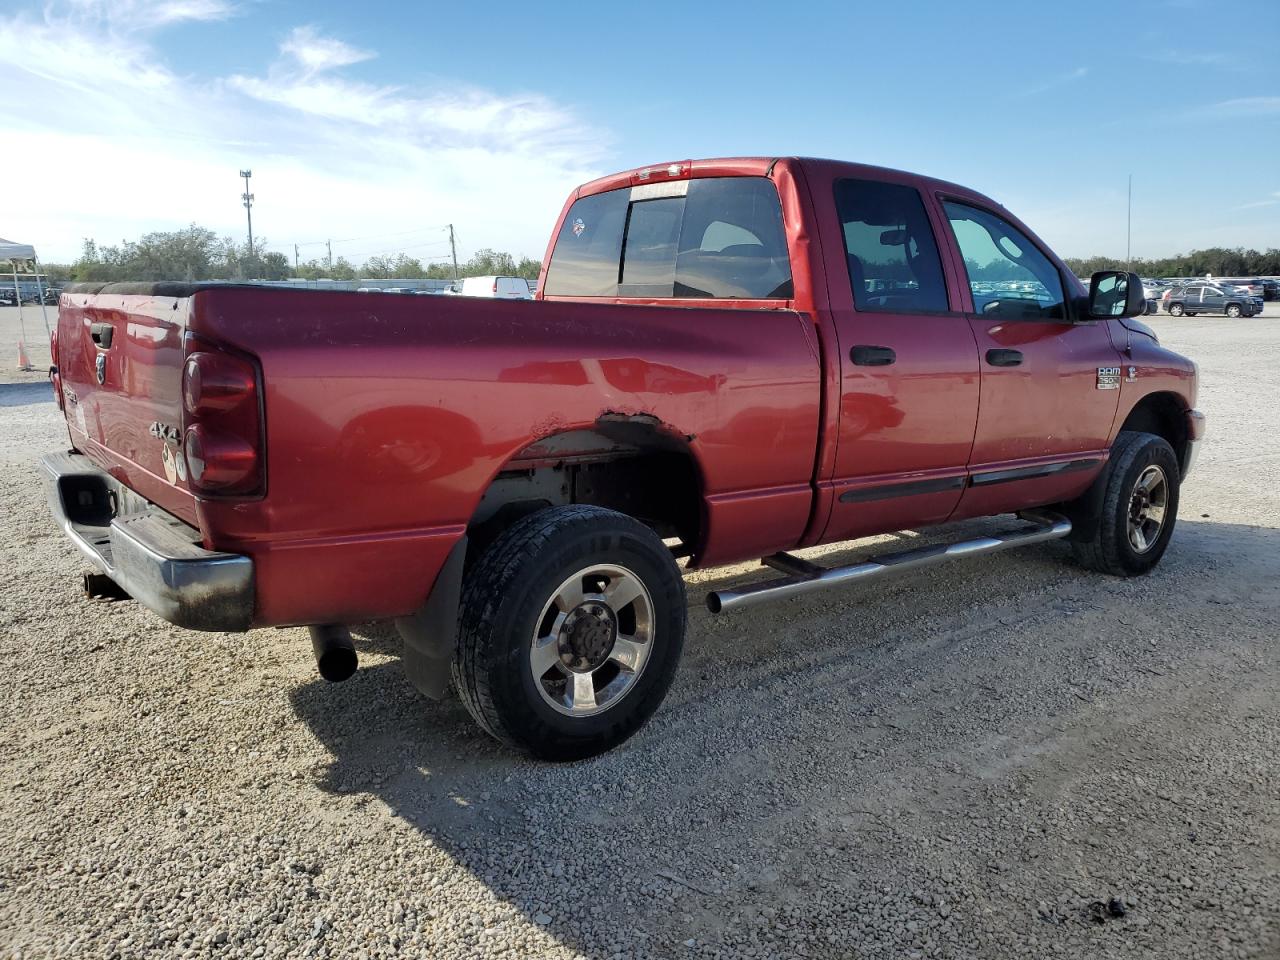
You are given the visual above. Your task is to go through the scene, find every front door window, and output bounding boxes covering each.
[943,202,1066,320]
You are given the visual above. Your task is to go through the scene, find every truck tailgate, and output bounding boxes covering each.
[56,289,198,527]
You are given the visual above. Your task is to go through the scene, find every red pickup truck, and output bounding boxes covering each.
[45,157,1203,759]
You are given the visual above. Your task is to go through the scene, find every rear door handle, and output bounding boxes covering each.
[90,323,114,349]
[851,345,896,366]
[986,348,1023,367]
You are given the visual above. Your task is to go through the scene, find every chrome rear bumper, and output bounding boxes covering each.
[40,451,254,632]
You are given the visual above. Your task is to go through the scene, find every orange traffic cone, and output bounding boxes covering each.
[17,339,34,371]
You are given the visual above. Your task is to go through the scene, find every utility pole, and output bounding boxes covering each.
[1126,173,1132,272]
[326,240,332,270]
[240,170,254,259]
[294,244,300,270]
[448,224,459,283]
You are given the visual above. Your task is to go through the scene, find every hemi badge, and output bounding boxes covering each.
[1096,367,1121,390]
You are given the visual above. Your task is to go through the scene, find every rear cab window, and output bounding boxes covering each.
[543,177,792,301]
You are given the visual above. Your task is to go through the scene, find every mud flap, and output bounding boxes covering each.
[394,536,467,700]
[1056,460,1111,544]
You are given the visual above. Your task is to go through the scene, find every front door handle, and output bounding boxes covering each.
[986,348,1023,367]
[851,345,896,366]
[90,323,114,349]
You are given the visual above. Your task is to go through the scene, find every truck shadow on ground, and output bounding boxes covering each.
[287,517,1280,957]
[0,382,53,407]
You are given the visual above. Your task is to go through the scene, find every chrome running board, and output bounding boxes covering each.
[705,512,1071,614]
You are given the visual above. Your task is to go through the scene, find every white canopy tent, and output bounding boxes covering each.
[0,237,52,370]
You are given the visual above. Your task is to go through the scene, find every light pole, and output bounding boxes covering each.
[1126,173,1132,272]
[240,169,255,260]
[448,223,459,283]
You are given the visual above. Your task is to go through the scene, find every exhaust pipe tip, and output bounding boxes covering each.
[705,593,724,614]
[83,572,131,602]
[309,624,358,682]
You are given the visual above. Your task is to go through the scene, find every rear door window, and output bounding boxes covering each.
[544,176,792,300]
[834,179,951,313]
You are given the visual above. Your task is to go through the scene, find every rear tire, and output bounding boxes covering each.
[453,505,686,760]
[1070,431,1180,577]
[1169,303,1184,317]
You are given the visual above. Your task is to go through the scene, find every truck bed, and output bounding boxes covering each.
[56,283,822,626]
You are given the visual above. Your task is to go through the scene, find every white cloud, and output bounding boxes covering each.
[63,0,237,28]
[1143,49,1233,67]
[1013,66,1089,99]
[279,25,375,75]
[0,6,609,264]
[1203,96,1280,117]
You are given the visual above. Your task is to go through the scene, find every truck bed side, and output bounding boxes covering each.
[172,288,819,625]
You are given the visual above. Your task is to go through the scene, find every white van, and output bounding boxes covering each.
[458,276,532,299]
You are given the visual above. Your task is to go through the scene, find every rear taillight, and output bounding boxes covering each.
[492,278,499,294]
[50,328,63,410]
[181,340,264,496]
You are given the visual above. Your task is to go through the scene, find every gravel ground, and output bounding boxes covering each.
[1,307,1278,959]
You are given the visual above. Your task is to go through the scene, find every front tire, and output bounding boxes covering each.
[1226,304,1242,318]
[1070,431,1180,577]
[453,505,687,760]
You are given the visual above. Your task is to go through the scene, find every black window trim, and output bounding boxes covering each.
[834,177,965,319]
[936,193,1078,324]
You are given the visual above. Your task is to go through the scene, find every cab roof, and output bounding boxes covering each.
[572,156,1003,212]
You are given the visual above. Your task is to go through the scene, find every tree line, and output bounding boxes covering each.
[1063,247,1280,279]
[43,225,543,285]
[41,225,1280,287]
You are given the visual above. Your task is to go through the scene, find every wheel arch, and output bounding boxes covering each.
[466,416,708,567]
[1056,391,1191,544]
[1116,390,1191,471]
[397,416,706,702]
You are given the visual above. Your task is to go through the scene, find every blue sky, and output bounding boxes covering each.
[2,0,1277,265]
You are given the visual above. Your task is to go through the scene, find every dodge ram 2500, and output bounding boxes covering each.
[44,157,1204,759]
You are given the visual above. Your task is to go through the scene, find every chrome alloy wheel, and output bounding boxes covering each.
[529,564,655,717]
[1127,464,1169,554]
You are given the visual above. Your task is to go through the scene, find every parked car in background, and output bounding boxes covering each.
[1262,279,1280,301]
[1210,278,1265,299]
[1141,280,1164,315]
[459,275,532,299]
[1163,283,1263,317]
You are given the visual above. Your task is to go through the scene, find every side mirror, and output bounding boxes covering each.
[1088,271,1145,319]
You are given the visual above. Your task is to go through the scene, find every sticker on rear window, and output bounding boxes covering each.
[571,218,585,237]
